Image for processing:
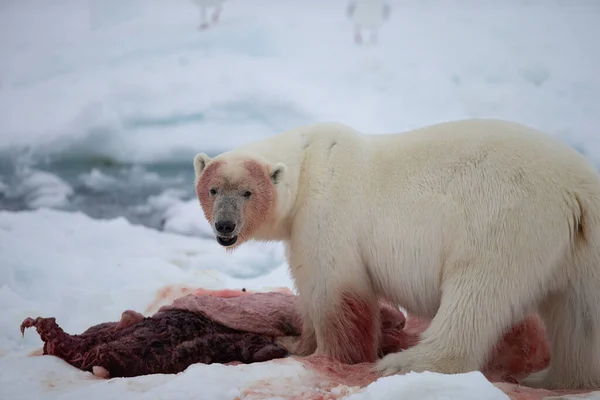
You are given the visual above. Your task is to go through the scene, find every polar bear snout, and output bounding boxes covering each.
[215,220,236,235]
[212,196,243,247]
[215,219,238,246]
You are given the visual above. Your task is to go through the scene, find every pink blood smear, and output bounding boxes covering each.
[144,285,294,314]
[142,285,599,399]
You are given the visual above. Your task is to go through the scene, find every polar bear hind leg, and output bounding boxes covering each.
[522,233,600,389]
[374,196,599,390]
[374,254,553,378]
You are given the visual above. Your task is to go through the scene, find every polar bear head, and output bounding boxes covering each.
[193,152,287,249]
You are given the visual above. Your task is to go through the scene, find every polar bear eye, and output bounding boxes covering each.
[243,191,252,198]
[209,188,217,195]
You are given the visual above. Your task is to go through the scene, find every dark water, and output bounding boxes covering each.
[0,152,198,232]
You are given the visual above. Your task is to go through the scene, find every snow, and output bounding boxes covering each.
[12,169,74,209]
[1,0,600,398]
[346,371,508,400]
[78,168,120,191]
[141,190,215,237]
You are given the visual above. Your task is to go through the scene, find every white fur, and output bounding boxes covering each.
[194,119,600,389]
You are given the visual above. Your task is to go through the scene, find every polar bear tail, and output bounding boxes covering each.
[528,192,600,389]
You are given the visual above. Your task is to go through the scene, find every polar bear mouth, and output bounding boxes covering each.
[217,235,238,247]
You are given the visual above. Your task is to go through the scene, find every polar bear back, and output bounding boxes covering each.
[294,119,598,212]
[281,119,600,317]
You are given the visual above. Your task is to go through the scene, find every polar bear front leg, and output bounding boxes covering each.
[288,208,380,364]
[314,287,380,364]
[284,243,318,356]
[297,261,380,364]
[291,305,318,356]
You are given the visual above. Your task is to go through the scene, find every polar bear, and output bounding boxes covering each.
[193,119,600,390]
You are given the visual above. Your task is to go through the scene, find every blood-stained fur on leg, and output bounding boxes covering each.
[286,210,383,364]
[277,298,410,359]
[311,289,380,363]
[295,272,381,365]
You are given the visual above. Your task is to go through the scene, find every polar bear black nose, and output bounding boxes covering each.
[216,220,236,235]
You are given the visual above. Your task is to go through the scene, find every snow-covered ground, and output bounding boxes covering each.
[1,0,599,398]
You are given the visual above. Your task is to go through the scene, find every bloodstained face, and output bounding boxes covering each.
[196,159,275,249]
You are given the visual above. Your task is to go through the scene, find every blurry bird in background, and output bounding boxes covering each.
[191,0,225,31]
[347,0,392,45]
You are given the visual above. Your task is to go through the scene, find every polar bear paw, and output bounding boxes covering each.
[373,347,427,376]
[373,344,473,377]
[519,369,549,388]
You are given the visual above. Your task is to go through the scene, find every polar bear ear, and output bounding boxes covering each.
[270,163,287,184]
[193,153,211,177]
